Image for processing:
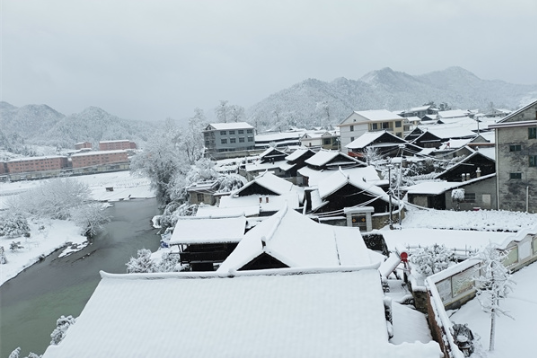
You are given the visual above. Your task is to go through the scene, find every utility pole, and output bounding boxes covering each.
[387,164,393,230]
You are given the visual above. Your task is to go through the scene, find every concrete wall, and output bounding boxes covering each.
[496,125,537,213]
[444,176,497,211]
[204,127,255,157]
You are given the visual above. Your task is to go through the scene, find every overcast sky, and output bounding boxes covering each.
[2,0,536,122]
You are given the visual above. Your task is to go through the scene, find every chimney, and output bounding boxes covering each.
[466,173,471,181]
[476,167,481,178]
[461,173,466,182]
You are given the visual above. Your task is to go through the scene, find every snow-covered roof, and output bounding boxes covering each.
[345,131,406,149]
[70,150,127,157]
[305,149,358,167]
[476,146,495,160]
[285,147,313,162]
[234,171,294,196]
[217,205,377,272]
[279,162,296,171]
[42,267,439,358]
[422,127,477,140]
[438,138,473,150]
[195,205,260,218]
[220,191,300,211]
[497,99,537,123]
[255,130,305,142]
[316,168,389,202]
[8,155,67,162]
[406,174,495,195]
[437,109,470,119]
[298,166,381,187]
[353,109,404,121]
[207,122,254,130]
[168,216,246,245]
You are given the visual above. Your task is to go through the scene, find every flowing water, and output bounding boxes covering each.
[0,198,160,357]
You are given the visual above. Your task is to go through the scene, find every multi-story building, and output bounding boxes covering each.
[203,122,255,159]
[71,150,129,169]
[489,99,537,213]
[7,156,68,174]
[75,141,92,150]
[338,110,405,149]
[99,140,137,151]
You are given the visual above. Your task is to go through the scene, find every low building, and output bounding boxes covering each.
[74,141,92,150]
[339,110,405,149]
[98,140,137,151]
[71,150,129,169]
[6,156,68,174]
[203,122,255,159]
[299,130,339,150]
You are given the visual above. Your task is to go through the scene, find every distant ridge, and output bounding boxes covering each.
[0,102,154,150]
[246,66,537,131]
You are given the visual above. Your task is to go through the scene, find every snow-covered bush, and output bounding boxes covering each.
[10,241,23,252]
[157,251,182,272]
[0,211,30,238]
[50,315,76,345]
[409,244,455,276]
[126,248,157,273]
[8,347,21,358]
[71,202,111,237]
[451,188,465,210]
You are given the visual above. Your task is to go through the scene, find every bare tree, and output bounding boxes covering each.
[215,100,229,123]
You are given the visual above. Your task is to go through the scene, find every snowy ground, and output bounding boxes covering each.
[0,219,88,285]
[450,261,537,357]
[0,170,153,210]
[0,171,155,286]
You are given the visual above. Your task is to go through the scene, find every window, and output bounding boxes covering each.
[238,130,244,134]
[248,137,254,142]
[395,121,402,128]
[220,131,227,135]
[530,155,537,167]
[239,137,245,143]
[221,139,227,144]
[510,172,522,179]
[230,138,236,144]
[350,125,354,132]
[463,193,476,203]
[247,129,253,134]
[529,127,537,139]
[509,144,521,152]
[382,122,390,129]
[197,193,204,203]
[372,123,378,130]
[229,130,235,135]
[350,137,355,142]
[323,138,331,145]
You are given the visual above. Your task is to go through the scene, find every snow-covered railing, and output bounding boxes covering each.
[424,261,479,358]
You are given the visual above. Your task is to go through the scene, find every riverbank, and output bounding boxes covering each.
[0,171,155,286]
[0,198,160,358]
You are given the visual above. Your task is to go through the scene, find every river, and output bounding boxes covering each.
[0,198,160,358]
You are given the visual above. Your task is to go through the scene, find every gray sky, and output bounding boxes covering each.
[2,0,536,122]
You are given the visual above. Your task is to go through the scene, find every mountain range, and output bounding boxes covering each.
[247,66,537,130]
[1,66,536,152]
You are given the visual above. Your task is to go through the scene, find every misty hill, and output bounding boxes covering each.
[247,66,537,131]
[0,103,155,151]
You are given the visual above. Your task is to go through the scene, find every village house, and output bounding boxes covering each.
[218,171,303,216]
[98,140,137,151]
[41,267,441,358]
[345,131,423,161]
[242,147,288,180]
[434,150,496,182]
[187,181,219,206]
[168,216,247,271]
[338,110,405,149]
[297,149,366,186]
[489,99,537,213]
[216,205,378,272]
[203,122,256,160]
[279,147,316,185]
[308,168,396,230]
[299,129,339,150]
[254,129,306,149]
[398,104,438,119]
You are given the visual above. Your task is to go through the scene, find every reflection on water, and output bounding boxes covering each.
[0,198,159,357]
